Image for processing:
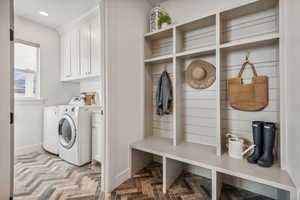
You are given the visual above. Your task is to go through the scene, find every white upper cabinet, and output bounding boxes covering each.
[61,33,71,80]
[79,22,91,77]
[70,30,81,78]
[60,7,101,82]
[90,14,101,76]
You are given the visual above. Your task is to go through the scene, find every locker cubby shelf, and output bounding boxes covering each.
[135,0,295,199]
[144,60,174,141]
[176,52,217,146]
[220,39,280,153]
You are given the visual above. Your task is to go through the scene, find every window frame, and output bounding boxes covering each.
[14,39,41,101]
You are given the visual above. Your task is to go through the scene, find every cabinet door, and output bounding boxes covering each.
[79,23,91,77]
[70,30,80,78]
[61,33,71,80]
[90,14,101,76]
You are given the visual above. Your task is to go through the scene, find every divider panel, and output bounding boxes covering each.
[130,149,153,177]
[163,157,184,193]
[212,170,223,200]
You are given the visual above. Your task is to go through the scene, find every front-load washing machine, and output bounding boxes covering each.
[58,105,99,166]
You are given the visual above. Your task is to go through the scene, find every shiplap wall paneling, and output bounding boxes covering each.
[220,173,287,200]
[144,29,173,59]
[176,15,216,54]
[220,0,279,44]
[212,170,222,200]
[163,157,184,194]
[149,62,174,141]
[178,53,218,147]
[220,41,280,161]
[144,64,154,138]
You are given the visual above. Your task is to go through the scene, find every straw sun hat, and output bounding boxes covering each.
[185,60,216,89]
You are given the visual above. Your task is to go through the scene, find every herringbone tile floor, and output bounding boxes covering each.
[14,153,274,200]
[14,151,102,200]
[111,162,274,200]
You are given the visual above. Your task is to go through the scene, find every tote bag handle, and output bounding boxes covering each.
[238,61,258,78]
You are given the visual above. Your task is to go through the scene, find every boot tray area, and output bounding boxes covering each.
[130,136,296,199]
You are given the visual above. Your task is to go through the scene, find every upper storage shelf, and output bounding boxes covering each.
[144,26,173,40]
[144,27,173,61]
[220,0,279,45]
[175,15,216,55]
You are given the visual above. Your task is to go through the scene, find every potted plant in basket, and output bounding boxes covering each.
[158,14,172,29]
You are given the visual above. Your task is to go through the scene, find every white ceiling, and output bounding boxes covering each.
[15,0,99,29]
[148,0,168,6]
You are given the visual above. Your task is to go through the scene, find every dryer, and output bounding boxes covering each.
[58,105,99,166]
[43,106,60,155]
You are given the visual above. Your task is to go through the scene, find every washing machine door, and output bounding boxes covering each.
[58,114,76,149]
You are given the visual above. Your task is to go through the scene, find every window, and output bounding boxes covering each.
[14,41,40,99]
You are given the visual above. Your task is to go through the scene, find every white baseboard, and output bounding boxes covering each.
[112,168,130,191]
[15,143,42,156]
[94,155,102,163]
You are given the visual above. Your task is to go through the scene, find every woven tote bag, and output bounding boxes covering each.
[228,61,268,111]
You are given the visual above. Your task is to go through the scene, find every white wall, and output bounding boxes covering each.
[159,0,246,24]
[14,17,79,154]
[105,0,150,191]
[80,79,101,93]
[285,0,300,199]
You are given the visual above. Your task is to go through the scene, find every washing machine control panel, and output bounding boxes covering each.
[63,106,77,113]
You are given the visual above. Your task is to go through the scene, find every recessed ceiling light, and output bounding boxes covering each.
[39,11,49,16]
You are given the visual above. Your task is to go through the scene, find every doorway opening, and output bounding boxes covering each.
[13,0,105,199]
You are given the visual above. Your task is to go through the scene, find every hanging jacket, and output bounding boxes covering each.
[156,70,173,115]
